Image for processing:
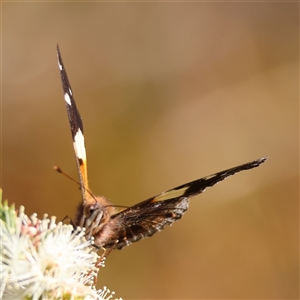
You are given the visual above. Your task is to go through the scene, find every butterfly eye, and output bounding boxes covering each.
[82,204,96,218]
[87,203,103,217]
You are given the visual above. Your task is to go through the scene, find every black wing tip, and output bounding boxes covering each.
[227,156,268,175]
[56,44,62,57]
[56,45,63,67]
[178,156,268,198]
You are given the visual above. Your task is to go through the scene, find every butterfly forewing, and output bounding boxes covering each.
[101,157,267,249]
[56,45,267,251]
[57,46,90,205]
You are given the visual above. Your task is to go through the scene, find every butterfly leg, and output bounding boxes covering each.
[81,210,104,239]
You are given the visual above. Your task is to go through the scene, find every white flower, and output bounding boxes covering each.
[0,191,121,300]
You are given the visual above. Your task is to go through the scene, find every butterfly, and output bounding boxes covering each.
[56,45,267,250]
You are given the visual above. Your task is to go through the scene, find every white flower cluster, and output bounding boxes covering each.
[0,191,121,300]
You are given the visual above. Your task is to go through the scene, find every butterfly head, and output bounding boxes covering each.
[75,195,118,246]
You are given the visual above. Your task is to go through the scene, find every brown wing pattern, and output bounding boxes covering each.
[107,197,189,249]
[104,157,267,249]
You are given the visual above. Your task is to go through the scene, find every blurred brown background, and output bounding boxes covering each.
[2,2,298,299]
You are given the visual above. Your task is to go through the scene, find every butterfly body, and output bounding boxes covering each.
[56,45,267,251]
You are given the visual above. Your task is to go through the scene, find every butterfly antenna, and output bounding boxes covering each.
[54,166,98,203]
[105,204,129,210]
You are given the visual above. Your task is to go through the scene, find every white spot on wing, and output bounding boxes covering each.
[74,129,86,160]
[69,88,73,95]
[64,93,72,105]
[58,61,63,70]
